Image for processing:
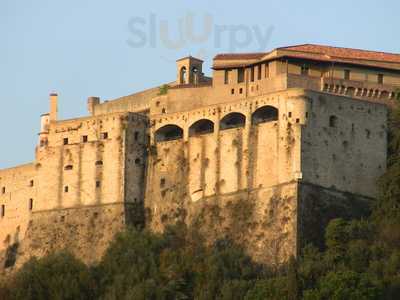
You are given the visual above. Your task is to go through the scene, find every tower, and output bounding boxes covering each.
[176,56,204,85]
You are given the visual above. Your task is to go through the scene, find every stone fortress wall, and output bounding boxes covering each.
[0,44,398,270]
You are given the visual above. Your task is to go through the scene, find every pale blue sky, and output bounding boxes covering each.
[1,0,399,168]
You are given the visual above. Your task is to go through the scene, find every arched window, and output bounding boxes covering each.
[180,67,187,84]
[329,115,338,128]
[251,106,278,125]
[192,67,199,84]
[189,119,214,136]
[220,113,246,130]
[155,125,183,142]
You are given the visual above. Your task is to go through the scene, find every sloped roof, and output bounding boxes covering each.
[214,53,267,60]
[213,44,400,70]
[278,44,400,64]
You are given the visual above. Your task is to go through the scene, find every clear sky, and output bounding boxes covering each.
[1,0,399,168]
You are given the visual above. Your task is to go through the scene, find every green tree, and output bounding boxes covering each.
[10,251,93,300]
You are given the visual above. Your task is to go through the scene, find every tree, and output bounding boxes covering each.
[9,251,93,300]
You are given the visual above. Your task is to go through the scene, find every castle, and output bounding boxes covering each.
[1,44,399,270]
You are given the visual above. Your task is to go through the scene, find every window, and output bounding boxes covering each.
[220,113,246,130]
[2,187,5,194]
[231,89,235,95]
[378,74,384,84]
[251,106,279,125]
[162,108,166,114]
[101,132,108,139]
[63,138,69,145]
[258,64,262,80]
[288,112,292,118]
[64,186,69,193]
[95,160,103,166]
[155,125,183,142]
[344,70,351,80]
[237,68,245,83]
[250,67,255,82]
[301,65,309,76]
[189,119,214,137]
[30,180,34,187]
[64,165,73,171]
[82,135,88,143]
[96,181,101,188]
[160,178,166,187]
[29,199,33,211]
[135,158,141,165]
[134,131,139,141]
[224,69,231,84]
[366,129,371,139]
[329,115,338,128]
[1,205,4,218]
[239,88,243,94]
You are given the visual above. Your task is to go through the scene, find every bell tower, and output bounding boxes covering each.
[176,56,204,85]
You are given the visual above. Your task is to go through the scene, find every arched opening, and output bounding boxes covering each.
[220,113,246,130]
[180,67,187,84]
[380,91,389,99]
[189,119,214,136]
[251,106,278,125]
[155,125,183,142]
[329,115,338,128]
[192,67,199,84]
[346,87,355,97]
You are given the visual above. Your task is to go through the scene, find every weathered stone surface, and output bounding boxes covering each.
[0,46,394,272]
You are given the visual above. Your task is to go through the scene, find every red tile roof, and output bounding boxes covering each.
[214,53,266,60]
[279,44,400,64]
[213,44,400,70]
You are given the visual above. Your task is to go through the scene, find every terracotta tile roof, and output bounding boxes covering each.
[279,44,400,64]
[214,53,266,60]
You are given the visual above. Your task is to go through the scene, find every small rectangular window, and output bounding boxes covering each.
[64,186,69,193]
[344,69,351,80]
[30,180,34,187]
[63,138,69,145]
[237,68,245,83]
[96,181,101,188]
[378,74,384,84]
[258,64,262,80]
[29,199,33,211]
[101,132,108,139]
[134,131,139,141]
[1,205,5,217]
[250,67,255,82]
[2,187,5,194]
[82,135,88,143]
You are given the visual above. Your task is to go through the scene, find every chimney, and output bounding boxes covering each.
[49,93,58,122]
